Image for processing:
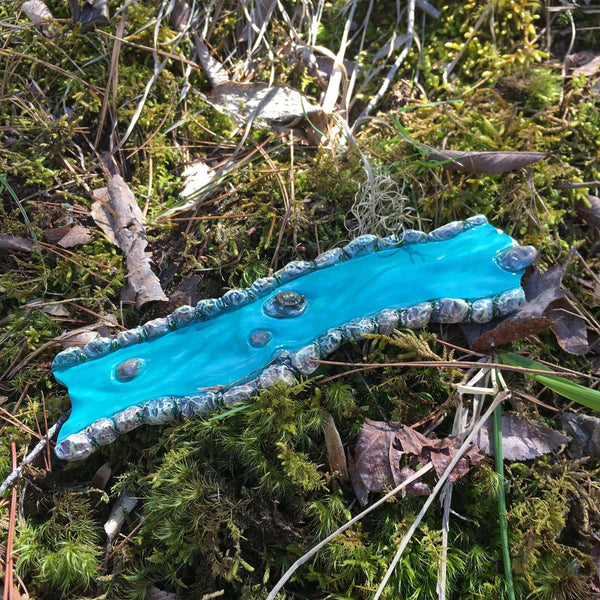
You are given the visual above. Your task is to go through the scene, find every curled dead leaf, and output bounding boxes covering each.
[91,462,111,490]
[57,224,92,248]
[70,0,109,32]
[22,0,58,38]
[320,408,349,485]
[427,150,548,174]
[576,195,600,230]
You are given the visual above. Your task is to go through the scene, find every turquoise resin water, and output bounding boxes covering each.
[54,222,525,445]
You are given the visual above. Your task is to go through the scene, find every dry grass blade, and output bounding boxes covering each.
[94,11,126,151]
[265,462,435,600]
[354,0,417,127]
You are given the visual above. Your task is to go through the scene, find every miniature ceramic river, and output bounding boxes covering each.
[52,215,536,460]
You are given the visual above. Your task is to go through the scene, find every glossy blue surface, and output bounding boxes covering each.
[54,222,522,443]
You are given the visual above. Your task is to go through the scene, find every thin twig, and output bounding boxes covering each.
[0,412,69,496]
[3,440,18,600]
[313,358,578,378]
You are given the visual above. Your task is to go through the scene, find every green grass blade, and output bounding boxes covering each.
[498,352,600,412]
[493,402,516,600]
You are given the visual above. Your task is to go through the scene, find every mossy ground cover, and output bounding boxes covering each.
[1,1,600,598]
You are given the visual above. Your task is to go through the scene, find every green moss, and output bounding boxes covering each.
[14,493,103,597]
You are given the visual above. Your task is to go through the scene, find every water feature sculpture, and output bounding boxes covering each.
[52,215,536,460]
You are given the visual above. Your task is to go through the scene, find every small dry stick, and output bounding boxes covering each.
[0,412,69,496]
[265,462,435,600]
[3,440,18,600]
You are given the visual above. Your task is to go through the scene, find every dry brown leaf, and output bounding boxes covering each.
[43,223,72,243]
[69,0,109,31]
[320,408,349,485]
[394,425,485,481]
[349,419,482,506]
[208,81,323,127]
[146,586,177,600]
[576,195,600,230]
[169,0,191,32]
[570,54,600,76]
[466,252,588,355]
[561,412,600,459]
[0,234,34,254]
[57,224,92,248]
[91,462,111,490]
[427,150,548,174]
[91,176,167,309]
[546,297,589,356]
[474,415,570,461]
[54,315,117,349]
[90,190,117,244]
[26,299,71,318]
[22,0,58,37]
[194,36,327,143]
[469,309,554,353]
[349,419,400,506]
[58,330,99,348]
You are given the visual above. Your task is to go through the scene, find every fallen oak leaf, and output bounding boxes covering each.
[394,425,485,481]
[427,150,548,175]
[348,419,400,507]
